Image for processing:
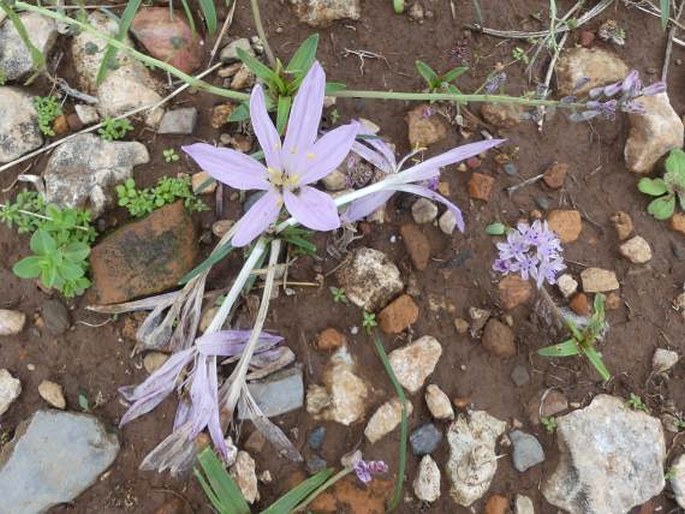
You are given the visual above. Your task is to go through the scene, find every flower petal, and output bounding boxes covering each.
[250,84,283,171]
[283,186,340,231]
[351,140,394,175]
[183,143,269,191]
[282,62,326,172]
[296,121,359,185]
[342,190,395,223]
[232,190,282,247]
[394,184,466,232]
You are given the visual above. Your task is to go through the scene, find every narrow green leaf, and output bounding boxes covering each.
[276,95,292,135]
[286,34,319,74]
[538,339,581,357]
[415,60,439,86]
[260,469,334,514]
[195,448,250,514]
[178,243,233,284]
[178,0,197,35]
[647,195,676,220]
[12,256,44,279]
[198,0,217,33]
[638,177,668,196]
[324,82,347,94]
[237,47,281,87]
[442,65,469,82]
[583,346,611,381]
[96,0,142,86]
[660,0,670,30]
[30,229,56,255]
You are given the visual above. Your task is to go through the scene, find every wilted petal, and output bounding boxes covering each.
[283,186,340,231]
[183,143,269,191]
[296,121,360,185]
[196,330,283,357]
[352,140,394,175]
[250,84,283,171]
[394,184,465,232]
[641,81,666,96]
[342,190,395,223]
[232,190,282,247]
[282,62,326,171]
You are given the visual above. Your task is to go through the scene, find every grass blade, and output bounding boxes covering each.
[199,0,218,34]
[178,243,233,285]
[178,0,197,35]
[660,0,670,29]
[237,47,283,89]
[195,447,251,514]
[96,0,142,86]
[583,346,611,381]
[260,468,334,514]
[537,339,580,357]
[415,60,439,86]
[442,65,469,83]
[276,95,292,135]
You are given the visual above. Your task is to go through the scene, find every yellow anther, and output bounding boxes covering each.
[306,152,316,160]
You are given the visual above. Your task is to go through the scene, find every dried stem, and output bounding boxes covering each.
[249,0,276,67]
[539,286,565,330]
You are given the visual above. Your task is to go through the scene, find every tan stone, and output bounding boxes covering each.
[547,209,582,243]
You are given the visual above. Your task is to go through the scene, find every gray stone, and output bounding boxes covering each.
[446,410,506,507]
[670,453,685,509]
[43,133,149,217]
[220,38,254,63]
[238,366,303,419]
[290,0,362,27]
[411,198,438,224]
[438,210,457,235]
[335,247,404,311]
[157,107,198,135]
[0,369,21,416]
[74,104,100,126]
[652,348,679,373]
[510,364,530,387]
[0,12,58,81]
[0,410,119,513]
[514,494,535,514]
[503,162,518,176]
[413,455,441,502]
[410,423,443,456]
[0,308,26,336]
[305,453,328,474]
[510,430,545,472]
[542,394,666,514]
[0,88,43,163]
[307,426,325,450]
[41,299,70,335]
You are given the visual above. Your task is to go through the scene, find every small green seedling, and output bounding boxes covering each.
[541,416,558,433]
[116,176,207,218]
[33,95,62,136]
[330,286,348,304]
[626,393,649,413]
[665,467,678,481]
[330,108,341,124]
[538,294,611,381]
[638,148,685,220]
[279,226,317,256]
[512,46,529,64]
[163,148,180,163]
[362,311,378,334]
[415,60,468,100]
[485,222,507,235]
[98,117,134,141]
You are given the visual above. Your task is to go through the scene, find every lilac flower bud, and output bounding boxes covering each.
[641,81,666,96]
[621,70,642,97]
[353,459,389,484]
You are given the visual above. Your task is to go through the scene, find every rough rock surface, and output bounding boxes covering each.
[229,451,259,504]
[89,202,198,304]
[388,335,442,393]
[542,395,665,514]
[447,410,507,507]
[37,380,66,409]
[290,0,362,27]
[555,47,629,96]
[0,410,119,513]
[43,133,149,217]
[670,453,685,509]
[0,309,26,336]
[425,384,454,420]
[619,235,652,264]
[406,104,447,147]
[72,12,164,126]
[0,12,57,81]
[580,267,620,292]
[378,294,419,333]
[0,369,21,416]
[364,398,413,443]
[413,455,441,502]
[335,247,403,311]
[0,87,43,163]
[510,430,545,472]
[625,93,684,174]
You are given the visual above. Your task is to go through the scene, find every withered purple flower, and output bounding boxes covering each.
[353,459,389,484]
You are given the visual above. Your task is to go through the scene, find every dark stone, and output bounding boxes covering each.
[410,423,443,456]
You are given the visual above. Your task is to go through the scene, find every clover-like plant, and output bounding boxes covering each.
[415,60,468,99]
[33,95,62,136]
[538,294,611,381]
[98,117,134,141]
[638,148,685,220]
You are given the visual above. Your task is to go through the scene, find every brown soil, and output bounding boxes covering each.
[1,1,684,513]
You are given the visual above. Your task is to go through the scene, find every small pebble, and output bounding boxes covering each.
[511,364,531,387]
[38,380,66,409]
[503,162,518,176]
[410,423,443,456]
[307,426,326,450]
[535,196,550,210]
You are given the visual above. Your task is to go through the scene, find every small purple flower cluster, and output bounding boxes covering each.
[493,220,566,289]
[484,71,507,94]
[353,459,389,484]
[569,70,666,122]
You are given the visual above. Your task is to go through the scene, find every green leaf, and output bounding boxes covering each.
[324,82,347,94]
[96,0,142,86]
[178,0,197,35]
[41,264,59,288]
[62,242,91,262]
[647,195,676,220]
[666,148,685,174]
[276,95,292,135]
[415,60,439,87]
[58,261,85,281]
[260,469,334,514]
[638,177,668,196]
[237,48,282,88]
[198,0,218,34]
[228,103,250,123]
[179,243,233,285]
[30,229,56,255]
[195,448,250,514]
[442,65,469,82]
[538,339,581,357]
[660,0,670,30]
[12,256,44,279]
[485,222,506,235]
[286,34,319,76]
[583,346,611,381]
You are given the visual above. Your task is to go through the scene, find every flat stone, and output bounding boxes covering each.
[191,171,216,195]
[447,410,507,507]
[38,380,66,409]
[0,12,57,81]
[0,369,21,416]
[315,328,346,351]
[569,292,590,316]
[75,104,100,125]
[547,209,582,243]
[335,247,403,311]
[555,47,629,96]
[543,162,568,189]
[581,267,619,293]
[410,423,443,456]
[413,455,441,502]
[672,213,685,237]
[468,172,495,201]
[557,274,578,298]
[41,299,70,335]
[411,198,438,224]
[439,210,458,234]
[0,309,26,336]
[0,87,43,163]
[515,494,535,514]
[0,410,119,513]
[229,451,259,504]
[220,38,254,63]
[43,133,150,217]
[406,104,447,148]
[671,453,685,509]
[89,202,199,304]
[652,348,678,373]
[230,65,255,90]
[610,211,633,240]
[625,93,684,174]
[482,319,516,358]
[238,366,303,419]
[364,397,413,443]
[400,223,430,271]
[290,0,361,27]
[378,294,419,334]
[425,384,454,420]
[511,364,530,387]
[389,335,442,393]
[542,395,665,514]
[480,103,524,128]
[158,107,198,135]
[619,235,652,264]
[510,430,545,472]
[498,275,533,310]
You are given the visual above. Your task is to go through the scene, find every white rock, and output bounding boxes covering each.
[411,198,438,224]
[542,395,665,514]
[555,47,629,97]
[0,88,43,164]
[229,451,259,504]
[74,104,100,125]
[557,274,578,298]
[0,369,21,416]
[0,309,26,336]
[38,380,66,409]
[514,494,535,514]
[425,384,454,420]
[413,455,441,502]
[0,12,57,81]
[290,0,362,27]
[652,348,679,373]
[389,335,442,394]
[364,398,413,443]
[143,352,169,374]
[438,210,457,234]
[670,453,685,509]
[580,267,619,293]
[446,410,507,507]
[224,436,238,467]
[619,235,652,264]
[625,93,684,174]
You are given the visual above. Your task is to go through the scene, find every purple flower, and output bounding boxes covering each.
[183,62,359,247]
[493,220,565,288]
[353,459,389,484]
[485,71,507,94]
